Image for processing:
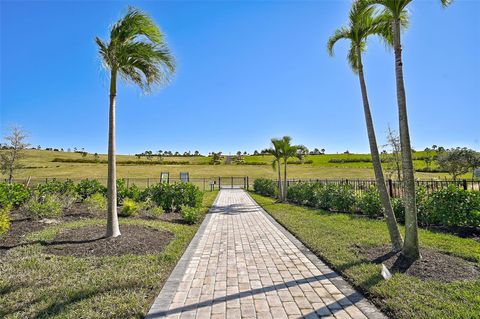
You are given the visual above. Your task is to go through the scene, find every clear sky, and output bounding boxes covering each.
[1,0,479,155]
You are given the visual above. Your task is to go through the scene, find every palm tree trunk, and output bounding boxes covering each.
[393,19,419,260]
[277,159,283,201]
[357,48,403,251]
[106,69,121,238]
[283,159,288,202]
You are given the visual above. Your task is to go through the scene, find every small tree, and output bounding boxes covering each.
[0,126,29,183]
[384,126,402,181]
[437,148,471,181]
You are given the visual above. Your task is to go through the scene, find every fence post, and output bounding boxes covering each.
[203,178,206,191]
[247,176,249,190]
[388,179,393,198]
[231,176,233,189]
[463,179,467,190]
[127,178,129,188]
[218,177,221,189]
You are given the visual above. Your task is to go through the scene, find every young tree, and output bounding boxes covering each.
[96,7,175,237]
[264,139,284,201]
[361,0,453,260]
[327,3,403,251]
[384,126,402,181]
[0,126,29,183]
[278,136,306,202]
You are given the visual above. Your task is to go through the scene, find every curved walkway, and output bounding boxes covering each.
[147,189,386,319]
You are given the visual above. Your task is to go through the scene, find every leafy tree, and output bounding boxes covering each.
[360,0,453,260]
[96,6,175,237]
[0,126,29,183]
[327,3,403,250]
[438,148,478,180]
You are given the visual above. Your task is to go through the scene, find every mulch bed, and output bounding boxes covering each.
[357,245,479,282]
[425,225,480,242]
[44,225,173,257]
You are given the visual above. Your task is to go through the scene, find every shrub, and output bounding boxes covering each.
[76,179,107,199]
[425,186,480,227]
[117,179,141,203]
[358,187,383,217]
[180,204,200,224]
[286,182,318,206]
[0,183,31,208]
[253,178,277,197]
[141,199,165,219]
[0,205,11,236]
[36,179,76,196]
[143,182,202,212]
[119,198,140,217]
[24,193,62,219]
[84,192,106,213]
[314,184,356,212]
[391,197,405,223]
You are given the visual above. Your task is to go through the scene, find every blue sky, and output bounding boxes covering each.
[1,0,479,155]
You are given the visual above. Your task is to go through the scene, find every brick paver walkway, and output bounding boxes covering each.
[147,189,386,319]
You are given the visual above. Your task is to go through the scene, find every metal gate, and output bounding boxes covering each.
[217,176,249,189]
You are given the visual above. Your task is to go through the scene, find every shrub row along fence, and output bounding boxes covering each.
[5,177,480,194]
[283,178,480,198]
[7,177,252,191]
[253,178,480,228]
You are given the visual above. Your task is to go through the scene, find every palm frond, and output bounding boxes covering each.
[95,6,176,93]
[327,27,350,56]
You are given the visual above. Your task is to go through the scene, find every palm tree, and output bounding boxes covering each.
[327,2,403,251]
[264,138,284,201]
[360,0,452,260]
[278,136,307,201]
[96,7,175,237]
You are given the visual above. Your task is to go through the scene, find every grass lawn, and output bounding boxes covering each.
[6,149,461,181]
[250,193,480,319]
[0,191,218,318]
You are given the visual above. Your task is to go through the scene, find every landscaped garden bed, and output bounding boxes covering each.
[250,192,480,318]
[0,179,218,318]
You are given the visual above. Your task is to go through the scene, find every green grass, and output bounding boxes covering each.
[251,193,480,319]
[0,191,218,319]
[5,149,462,181]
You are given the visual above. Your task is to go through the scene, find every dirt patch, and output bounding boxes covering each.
[357,245,479,282]
[0,219,46,249]
[45,225,173,257]
[425,226,480,242]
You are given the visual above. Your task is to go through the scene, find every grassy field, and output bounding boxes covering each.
[5,149,462,182]
[251,193,480,319]
[0,191,218,318]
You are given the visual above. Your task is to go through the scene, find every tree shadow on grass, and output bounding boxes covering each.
[0,236,106,251]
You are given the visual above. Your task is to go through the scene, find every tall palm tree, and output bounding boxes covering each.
[278,136,306,201]
[96,7,175,237]
[264,138,284,201]
[327,3,404,251]
[360,0,452,260]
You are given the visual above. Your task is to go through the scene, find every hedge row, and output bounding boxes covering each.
[253,178,480,227]
[0,179,203,213]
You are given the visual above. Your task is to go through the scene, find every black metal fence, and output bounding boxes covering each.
[5,176,479,195]
[6,176,252,191]
[284,178,480,198]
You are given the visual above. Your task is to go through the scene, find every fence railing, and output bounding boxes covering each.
[5,176,480,195]
[283,178,480,198]
[6,176,252,191]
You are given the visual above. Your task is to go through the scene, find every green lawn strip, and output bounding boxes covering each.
[250,193,480,319]
[0,190,218,319]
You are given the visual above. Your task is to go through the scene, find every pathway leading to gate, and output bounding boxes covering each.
[147,189,386,319]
